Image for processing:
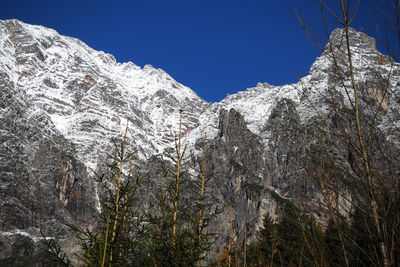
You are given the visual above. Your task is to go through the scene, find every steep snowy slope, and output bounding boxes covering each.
[3,19,397,170]
[0,19,207,171]
[187,28,400,149]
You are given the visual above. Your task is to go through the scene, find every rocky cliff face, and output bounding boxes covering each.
[1,19,399,262]
[0,64,96,261]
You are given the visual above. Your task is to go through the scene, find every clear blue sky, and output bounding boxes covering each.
[0,0,384,102]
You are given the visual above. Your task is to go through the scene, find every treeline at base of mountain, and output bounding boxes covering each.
[37,120,400,266]
[33,115,399,266]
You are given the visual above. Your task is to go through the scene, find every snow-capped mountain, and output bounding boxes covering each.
[1,19,399,262]
[187,28,400,149]
[0,19,207,172]
[2,19,398,170]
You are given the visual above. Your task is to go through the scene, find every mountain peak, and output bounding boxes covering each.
[328,27,377,52]
[0,19,207,171]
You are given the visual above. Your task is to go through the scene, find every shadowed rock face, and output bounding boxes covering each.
[1,19,400,263]
[200,108,278,255]
[0,70,96,262]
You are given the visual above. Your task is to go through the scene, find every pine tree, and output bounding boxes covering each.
[274,203,304,266]
[145,112,219,266]
[42,120,148,266]
[348,207,380,266]
[324,217,349,266]
[255,212,276,265]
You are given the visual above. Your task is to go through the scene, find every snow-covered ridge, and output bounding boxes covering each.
[187,27,400,147]
[1,19,399,169]
[0,19,207,170]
